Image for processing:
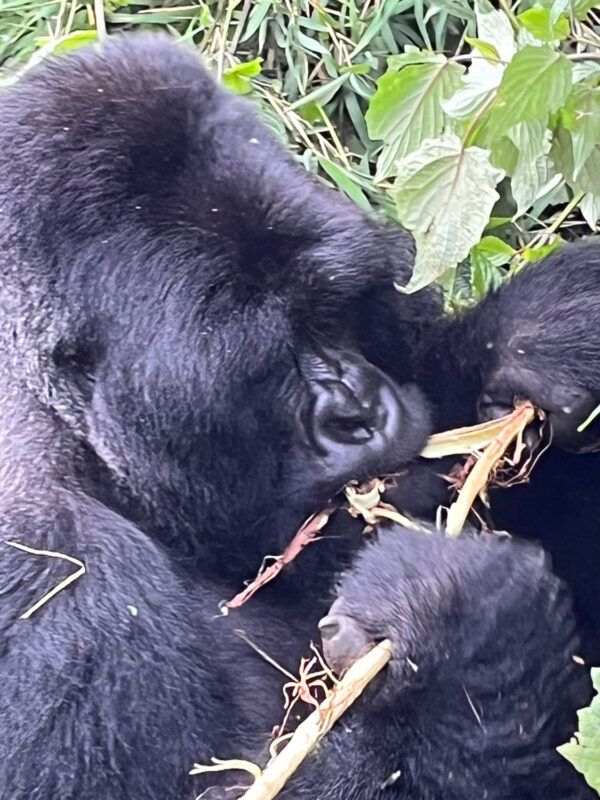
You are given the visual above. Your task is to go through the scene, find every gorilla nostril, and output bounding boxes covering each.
[323,416,373,444]
[318,612,372,673]
[477,392,514,422]
[311,378,381,448]
[317,616,341,641]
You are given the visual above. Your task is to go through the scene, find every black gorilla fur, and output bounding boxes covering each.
[0,35,597,800]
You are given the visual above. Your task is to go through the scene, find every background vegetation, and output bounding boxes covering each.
[1,0,599,304]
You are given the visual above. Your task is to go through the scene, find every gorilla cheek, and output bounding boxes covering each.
[547,393,600,453]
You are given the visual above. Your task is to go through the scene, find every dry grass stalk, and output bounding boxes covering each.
[421,410,534,459]
[6,541,86,619]
[238,640,393,800]
[445,402,536,536]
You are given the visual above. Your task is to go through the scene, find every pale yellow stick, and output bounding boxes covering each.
[445,403,536,537]
[421,411,530,459]
[239,640,393,800]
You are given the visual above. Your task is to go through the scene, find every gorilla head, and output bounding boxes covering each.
[0,36,432,572]
[475,243,600,452]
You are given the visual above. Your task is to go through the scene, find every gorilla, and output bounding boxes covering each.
[0,34,597,800]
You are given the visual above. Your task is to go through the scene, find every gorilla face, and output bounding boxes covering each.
[72,261,431,558]
[0,35,433,563]
[472,244,600,454]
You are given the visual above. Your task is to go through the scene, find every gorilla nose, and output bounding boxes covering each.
[312,377,393,449]
[318,606,371,674]
[302,350,430,481]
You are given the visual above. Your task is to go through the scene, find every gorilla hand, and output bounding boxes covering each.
[319,527,580,705]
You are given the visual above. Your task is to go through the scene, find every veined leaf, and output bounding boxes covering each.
[563,85,600,179]
[580,194,600,230]
[393,134,504,292]
[445,1,514,121]
[475,0,516,62]
[367,57,464,180]
[464,36,500,62]
[443,57,501,119]
[517,7,570,42]
[558,668,600,794]
[491,45,572,133]
[576,148,600,195]
[508,119,555,214]
[387,48,445,70]
[549,0,569,26]
[471,235,514,267]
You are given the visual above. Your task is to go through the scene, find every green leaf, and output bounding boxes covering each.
[486,216,513,230]
[386,47,444,71]
[563,86,600,179]
[339,62,371,76]
[464,36,500,62]
[475,0,516,61]
[558,668,600,793]
[227,57,263,78]
[240,0,272,42]
[470,235,515,294]
[29,30,99,60]
[392,134,504,292]
[573,0,598,20]
[366,57,464,180]
[550,125,575,179]
[317,157,372,211]
[517,7,570,42]
[573,61,600,84]
[46,30,99,54]
[289,74,349,110]
[470,238,513,297]
[580,193,600,230]
[549,0,569,27]
[488,135,519,173]
[576,148,600,195]
[443,1,514,122]
[471,235,515,266]
[222,58,263,95]
[443,55,502,120]
[521,237,563,262]
[296,101,323,124]
[491,45,572,133]
[508,119,555,214]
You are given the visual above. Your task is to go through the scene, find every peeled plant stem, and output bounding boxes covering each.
[238,640,393,800]
[445,402,536,537]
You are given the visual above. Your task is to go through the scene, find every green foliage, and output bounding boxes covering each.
[393,134,503,290]
[559,668,600,794]
[0,0,599,303]
[367,1,600,296]
[365,57,464,180]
